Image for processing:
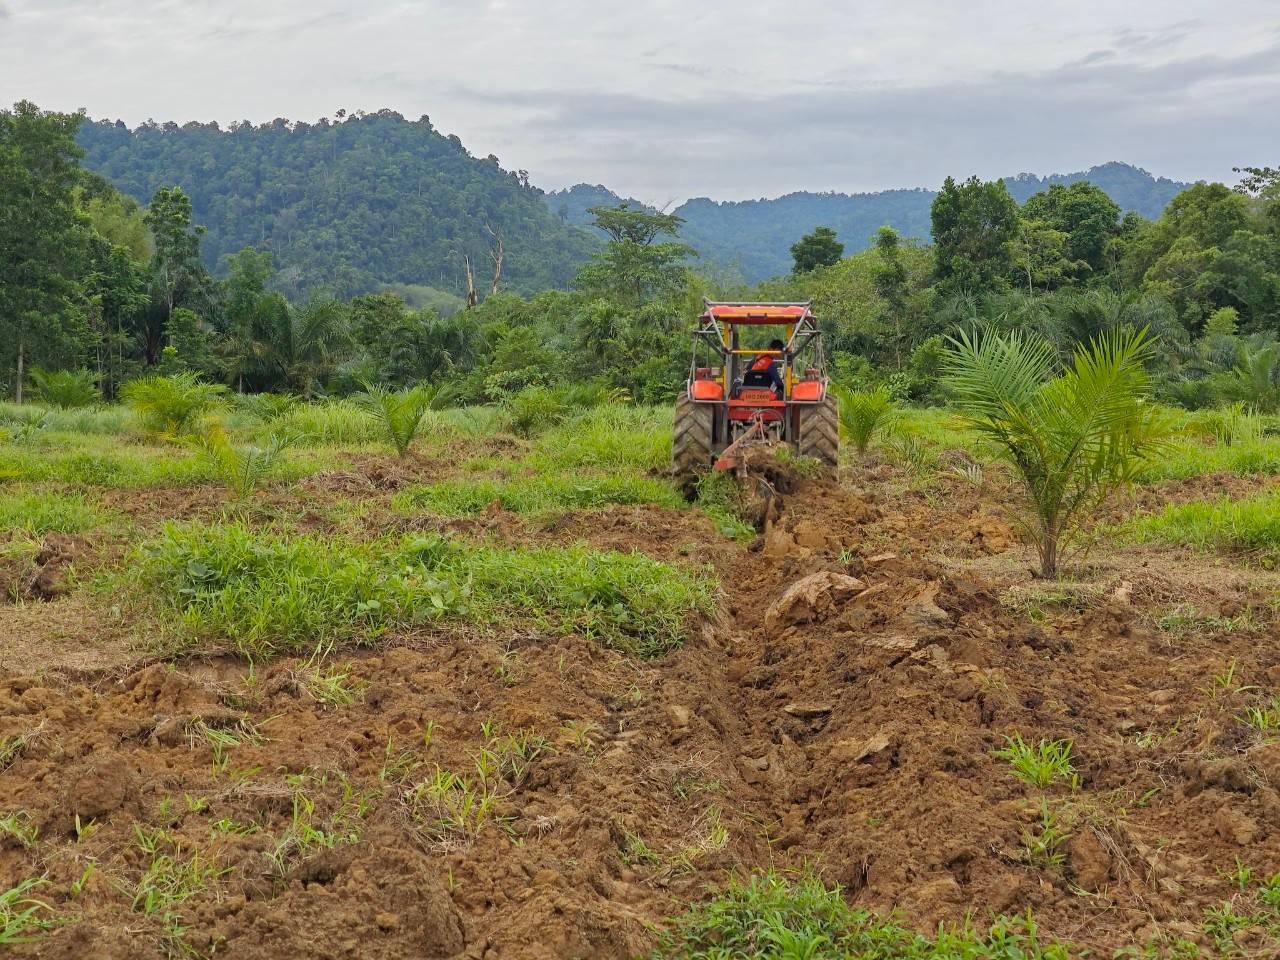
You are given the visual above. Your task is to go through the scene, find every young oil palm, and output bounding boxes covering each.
[833,384,898,455]
[943,326,1173,578]
[121,372,228,438]
[354,381,455,457]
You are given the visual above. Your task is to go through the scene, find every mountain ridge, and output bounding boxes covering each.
[548,161,1191,281]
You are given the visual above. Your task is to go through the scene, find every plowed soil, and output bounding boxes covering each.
[4,456,1280,958]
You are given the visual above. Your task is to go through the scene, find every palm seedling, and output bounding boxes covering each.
[121,373,228,439]
[354,381,455,457]
[27,368,99,409]
[194,424,290,500]
[943,325,1174,578]
[833,384,898,455]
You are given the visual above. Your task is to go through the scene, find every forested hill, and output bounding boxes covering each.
[76,111,599,303]
[549,162,1190,282]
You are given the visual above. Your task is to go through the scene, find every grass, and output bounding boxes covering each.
[403,766,501,844]
[0,878,56,945]
[649,871,1071,959]
[130,525,716,658]
[1127,491,1280,564]
[0,811,38,848]
[993,734,1077,789]
[0,490,106,534]
[0,402,135,435]
[399,472,683,516]
[131,524,462,656]
[1134,437,1280,481]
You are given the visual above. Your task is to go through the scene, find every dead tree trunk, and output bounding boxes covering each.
[463,256,478,309]
[486,223,504,295]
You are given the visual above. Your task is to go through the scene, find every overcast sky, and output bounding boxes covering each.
[1,1,1277,203]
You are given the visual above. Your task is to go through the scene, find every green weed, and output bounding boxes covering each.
[399,472,682,516]
[1128,492,1280,564]
[0,490,105,534]
[131,523,463,657]
[0,811,38,848]
[133,525,714,658]
[694,470,755,542]
[993,733,1078,789]
[1240,696,1280,732]
[0,734,28,771]
[648,871,1071,959]
[0,878,56,945]
[265,786,363,880]
[1021,800,1070,871]
[403,766,499,844]
[620,832,661,867]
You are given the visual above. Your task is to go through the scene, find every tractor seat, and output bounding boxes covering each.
[742,369,774,389]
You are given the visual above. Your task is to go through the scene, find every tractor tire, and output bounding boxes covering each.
[672,393,714,478]
[796,396,839,479]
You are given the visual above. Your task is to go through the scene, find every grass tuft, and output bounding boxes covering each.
[130,525,715,658]
[1127,492,1280,564]
[649,871,1071,959]
[399,473,682,516]
[993,733,1077,789]
[0,490,105,534]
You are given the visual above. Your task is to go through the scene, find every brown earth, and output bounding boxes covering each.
[3,457,1280,958]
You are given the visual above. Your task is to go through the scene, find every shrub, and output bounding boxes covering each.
[121,373,228,438]
[28,369,99,409]
[944,326,1174,578]
[833,385,898,455]
[354,382,454,456]
[504,385,568,438]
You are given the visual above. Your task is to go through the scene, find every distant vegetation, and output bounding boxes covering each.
[3,99,1278,430]
[77,109,598,301]
[551,162,1189,281]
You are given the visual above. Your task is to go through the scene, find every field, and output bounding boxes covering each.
[2,399,1280,959]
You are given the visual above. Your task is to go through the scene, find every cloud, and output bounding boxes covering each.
[441,38,1280,200]
[1,0,1278,202]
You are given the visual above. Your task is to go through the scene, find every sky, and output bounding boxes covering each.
[1,0,1278,204]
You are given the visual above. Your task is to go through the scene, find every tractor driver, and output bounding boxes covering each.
[745,339,787,397]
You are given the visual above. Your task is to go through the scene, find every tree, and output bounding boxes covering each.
[872,227,909,367]
[1008,219,1078,293]
[574,204,694,304]
[790,227,844,274]
[1021,182,1120,277]
[0,101,91,401]
[143,186,210,364]
[943,326,1173,578]
[931,176,1020,298]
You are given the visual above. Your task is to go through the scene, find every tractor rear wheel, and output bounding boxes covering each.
[796,396,839,478]
[672,393,714,477]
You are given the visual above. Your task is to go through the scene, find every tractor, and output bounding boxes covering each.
[673,300,838,477]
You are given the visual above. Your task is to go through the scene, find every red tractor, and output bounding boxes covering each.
[673,300,838,477]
